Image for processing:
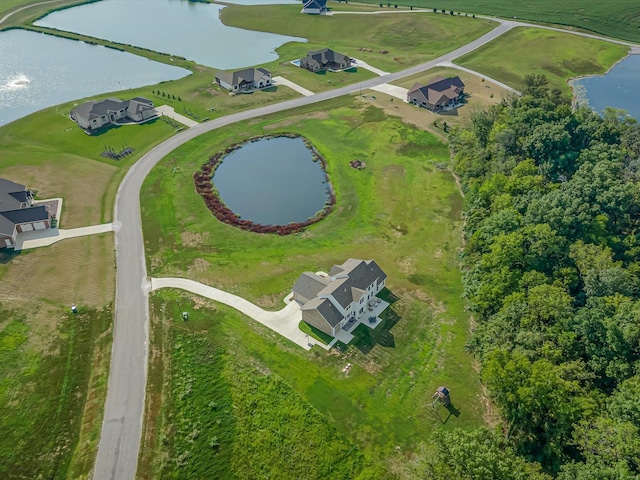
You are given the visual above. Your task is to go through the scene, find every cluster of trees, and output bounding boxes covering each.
[422,75,640,478]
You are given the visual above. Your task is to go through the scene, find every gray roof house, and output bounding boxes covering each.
[0,178,52,249]
[407,76,465,112]
[215,68,272,93]
[299,48,353,72]
[70,97,156,131]
[293,259,388,337]
[301,0,327,15]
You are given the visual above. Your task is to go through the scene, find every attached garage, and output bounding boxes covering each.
[33,221,47,230]
[20,223,34,232]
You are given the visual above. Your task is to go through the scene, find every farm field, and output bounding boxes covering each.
[221,4,497,74]
[138,97,484,477]
[356,0,640,44]
[455,27,629,94]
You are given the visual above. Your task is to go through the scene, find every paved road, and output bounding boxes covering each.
[0,0,63,25]
[93,20,517,480]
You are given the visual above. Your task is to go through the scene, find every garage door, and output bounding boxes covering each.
[33,222,47,230]
[21,223,34,232]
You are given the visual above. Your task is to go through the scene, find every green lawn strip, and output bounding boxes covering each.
[356,0,640,44]
[0,304,112,479]
[221,4,497,74]
[298,320,332,345]
[140,98,483,470]
[455,27,629,94]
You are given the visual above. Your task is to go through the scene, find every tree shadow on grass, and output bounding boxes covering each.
[0,249,20,264]
[350,307,401,355]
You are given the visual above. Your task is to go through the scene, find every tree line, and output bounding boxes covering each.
[415,75,640,479]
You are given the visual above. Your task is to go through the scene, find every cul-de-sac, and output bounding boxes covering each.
[2,0,640,479]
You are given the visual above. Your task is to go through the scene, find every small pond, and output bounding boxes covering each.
[571,54,640,120]
[0,29,189,126]
[35,0,307,69]
[213,136,332,226]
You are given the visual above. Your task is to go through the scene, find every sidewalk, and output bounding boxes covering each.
[272,76,314,97]
[14,223,114,250]
[155,105,198,127]
[150,277,330,351]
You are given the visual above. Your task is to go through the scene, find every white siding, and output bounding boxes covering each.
[21,223,34,232]
[33,221,47,230]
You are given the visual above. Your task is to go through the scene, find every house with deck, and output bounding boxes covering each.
[301,0,327,15]
[293,259,388,337]
[407,76,465,112]
[0,178,53,249]
[300,48,353,72]
[70,97,156,131]
[215,68,272,93]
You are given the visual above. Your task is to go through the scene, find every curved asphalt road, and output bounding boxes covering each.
[94,13,640,479]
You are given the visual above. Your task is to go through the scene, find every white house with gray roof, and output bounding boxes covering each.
[293,259,387,337]
[215,68,272,93]
[0,178,52,249]
[70,97,156,131]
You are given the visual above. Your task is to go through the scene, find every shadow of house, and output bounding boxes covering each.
[350,306,401,355]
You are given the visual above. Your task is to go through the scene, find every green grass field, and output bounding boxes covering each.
[221,4,497,74]
[455,27,629,93]
[138,97,483,476]
[0,302,112,479]
[355,0,640,44]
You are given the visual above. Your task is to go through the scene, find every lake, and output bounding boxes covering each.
[0,29,189,126]
[35,0,307,69]
[213,137,331,225]
[571,54,640,120]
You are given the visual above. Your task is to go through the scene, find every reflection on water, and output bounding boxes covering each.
[0,29,189,126]
[571,54,640,120]
[35,0,307,68]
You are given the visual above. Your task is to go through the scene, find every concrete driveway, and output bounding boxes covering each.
[150,277,328,350]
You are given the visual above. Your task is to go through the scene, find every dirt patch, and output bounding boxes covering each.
[263,111,330,130]
[188,257,211,274]
[180,231,210,247]
[382,164,406,178]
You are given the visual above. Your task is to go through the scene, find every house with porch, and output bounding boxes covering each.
[301,0,327,15]
[0,178,53,249]
[299,48,353,72]
[215,68,272,93]
[407,75,465,112]
[293,258,388,337]
[70,97,156,131]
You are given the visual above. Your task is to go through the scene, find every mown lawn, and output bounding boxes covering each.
[138,97,483,476]
[221,4,497,74]
[356,0,640,44]
[0,302,112,479]
[455,27,629,94]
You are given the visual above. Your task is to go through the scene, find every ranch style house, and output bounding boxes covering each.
[302,0,327,15]
[0,178,52,249]
[215,68,272,93]
[407,76,466,112]
[70,97,156,131]
[300,48,353,72]
[293,259,387,337]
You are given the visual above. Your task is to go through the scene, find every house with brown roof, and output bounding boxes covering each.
[215,68,272,93]
[299,48,353,72]
[293,259,388,337]
[407,76,465,112]
[70,97,156,131]
[0,178,53,249]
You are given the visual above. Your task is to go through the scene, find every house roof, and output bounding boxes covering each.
[127,97,154,116]
[215,68,271,88]
[0,205,49,236]
[292,272,329,300]
[302,297,343,327]
[302,48,350,69]
[319,259,388,309]
[71,97,128,123]
[0,178,29,212]
[303,0,327,10]
[408,76,465,105]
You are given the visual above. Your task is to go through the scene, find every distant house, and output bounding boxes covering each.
[0,178,52,249]
[407,76,465,112]
[301,0,327,15]
[293,259,387,337]
[215,68,272,93]
[70,97,156,131]
[300,48,353,72]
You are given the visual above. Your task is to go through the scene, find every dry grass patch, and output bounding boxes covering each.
[0,158,117,227]
[0,234,115,306]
